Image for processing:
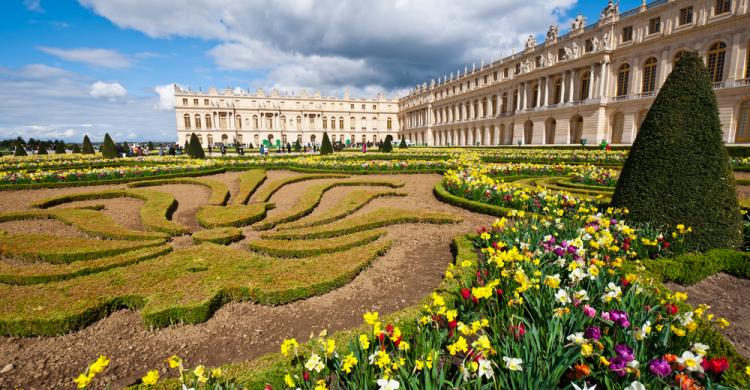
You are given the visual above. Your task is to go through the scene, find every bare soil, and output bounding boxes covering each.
[0,172,494,389]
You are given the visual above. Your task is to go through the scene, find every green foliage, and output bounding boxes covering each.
[232,170,267,206]
[611,51,742,250]
[383,134,393,153]
[434,180,539,219]
[37,144,48,155]
[101,133,118,158]
[188,133,206,159]
[192,227,244,245]
[248,229,385,258]
[71,143,81,154]
[320,132,334,155]
[643,249,750,285]
[147,141,154,151]
[399,137,407,149]
[128,177,229,206]
[195,203,272,228]
[54,141,66,154]
[14,142,27,156]
[81,135,95,154]
[293,140,301,152]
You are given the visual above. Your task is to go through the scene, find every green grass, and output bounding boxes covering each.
[0,239,392,336]
[233,170,267,205]
[249,173,349,203]
[252,179,405,231]
[261,207,461,240]
[0,230,164,264]
[0,209,168,241]
[192,227,244,245]
[433,180,541,219]
[30,189,189,236]
[247,229,386,257]
[128,177,230,206]
[0,245,172,285]
[195,203,273,228]
[277,188,407,230]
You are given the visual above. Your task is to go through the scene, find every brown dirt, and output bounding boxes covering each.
[737,185,750,200]
[0,219,87,238]
[56,198,147,231]
[734,171,750,180]
[0,184,126,213]
[204,171,242,203]
[666,273,750,359]
[0,172,494,389]
[138,184,210,233]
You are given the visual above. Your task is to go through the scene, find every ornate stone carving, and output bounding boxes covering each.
[601,0,619,19]
[545,25,559,42]
[525,34,536,50]
[572,14,586,30]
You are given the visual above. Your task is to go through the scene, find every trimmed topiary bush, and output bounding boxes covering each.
[187,133,205,159]
[294,140,301,152]
[54,141,66,154]
[320,132,333,155]
[383,134,393,153]
[399,137,407,149]
[14,142,27,156]
[37,144,48,155]
[101,133,117,158]
[81,135,94,154]
[71,143,81,154]
[610,51,742,250]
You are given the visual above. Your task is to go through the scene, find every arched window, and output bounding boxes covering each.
[350,117,355,130]
[387,118,393,130]
[554,78,562,104]
[524,120,533,144]
[339,118,344,129]
[322,117,328,129]
[579,72,591,101]
[707,42,727,83]
[194,114,202,130]
[491,95,497,116]
[372,117,378,131]
[205,114,212,129]
[197,134,203,145]
[616,64,630,97]
[309,115,315,129]
[207,134,213,145]
[531,85,539,108]
[642,58,658,94]
[296,116,302,129]
[611,112,625,144]
[235,115,242,130]
[280,116,286,130]
[253,115,259,130]
[183,114,191,129]
[736,100,750,142]
[545,118,556,144]
[502,93,508,113]
[330,117,336,129]
[570,115,583,144]
[361,117,367,131]
[221,134,228,144]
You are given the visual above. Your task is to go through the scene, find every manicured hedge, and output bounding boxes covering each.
[248,229,386,257]
[233,169,267,205]
[128,177,230,206]
[192,227,244,245]
[643,249,750,285]
[249,173,349,203]
[195,203,272,228]
[433,180,540,219]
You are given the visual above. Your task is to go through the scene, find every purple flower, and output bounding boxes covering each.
[648,358,672,377]
[609,310,630,328]
[584,326,601,340]
[582,305,596,318]
[609,357,628,377]
[614,344,635,362]
[610,218,618,225]
[567,245,577,254]
[554,247,565,257]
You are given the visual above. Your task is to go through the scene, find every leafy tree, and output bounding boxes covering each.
[82,135,95,154]
[147,141,155,151]
[320,132,334,155]
[14,142,27,156]
[71,143,81,153]
[399,137,408,149]
[54,141,66,154]
[101,133,118,158]
[187,133,206,158]
[611,51,742,250]
[37,144,48,155]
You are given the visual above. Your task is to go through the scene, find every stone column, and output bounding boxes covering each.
[601,61,611,98]
[484,126,490,145]
[520,83,527,110]
[544,77,550,106]
[536,78,543,107]
[487,97,493,118]
[560,73,567,104]
[568,71,576,102]
[588,65,595,100]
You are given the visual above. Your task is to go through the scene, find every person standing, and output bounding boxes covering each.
[208,144,213,157]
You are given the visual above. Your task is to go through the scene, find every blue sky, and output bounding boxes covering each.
[0,0,644,142]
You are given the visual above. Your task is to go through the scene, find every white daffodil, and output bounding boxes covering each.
[676,351,704,373]
[566,332,585,345]
[304,353,324,373]
[572,382,596,390]
[691,342,710,357]
[477,359,494,379]
[503,356,523,371]
[555,289,570,305]
[624,381,646,390]
[376,378,400,390]
[573,289,589,302]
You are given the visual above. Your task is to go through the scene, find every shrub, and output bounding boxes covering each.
[320,132,333,155]
[383,134,393,153]
[294,140,301,152]
[14,142,27,156]
[101,133,118,158]
[399,137,407,149]
[54,141,66,154]
[81,135,95,154]
[187,133,205,159]
[71,143,81,154]
[37,144,48,155]
[610,51,742,250]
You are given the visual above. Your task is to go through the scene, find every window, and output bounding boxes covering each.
[195,115,201,129]
[183,114,191,129]
[204,99,209,105]
[679,6,693,25]
[235,115,242,130]
[515,63,521,75]
[649,17,661,35]
[617,64,630,97]
[504,68,509,77]
[361,104,366,109]
[745,42,750,79]
[585,39,594,53]
[558,48,566,60]
[554,78,562,104]
[483,75,488,84]
[622,26,633,42]
[707,42,727,83]
[361,117,366,130]
[715,0,731,15]
[535,56,542,67]
[642,57,658,93]
[531,86,539,108]
[736,100,750,142]
[205,115,212,129]
[322,117,328,129]
[350,117,355,130]
[373,104,377,110]
[579,72,591,101]
[493,71,498,81]
[387,118,393,130]
[182,98,188,105]
[339,118,344,129]
[193,99,198,105]
[372,117,378,130]
[350,104,354,109]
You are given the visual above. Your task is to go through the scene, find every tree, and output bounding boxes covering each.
[382,135,394,153]
[187,133,205,158]
[82,135,95,154]
[147,141,155,151]
[610,51,742,250]
[399,137,408,149]
[294,140,302,152]
[320,132,334,155]
[37,144,48,155]
[54,141,66,154]
[101,133,118,158]
[72,143,81,153]
[14,142,27,156]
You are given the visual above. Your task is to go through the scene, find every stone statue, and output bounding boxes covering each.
[571,42,579,59]
[525,34,536,50]
[592,36,600,51]
[522,59,531,73]
[601,0,618,19]
[539,54,547,67]
[572,14,585,30]
[563,46,573,60]
[546,25,559,42]
[602,32,612,50]
[547,52,554,65]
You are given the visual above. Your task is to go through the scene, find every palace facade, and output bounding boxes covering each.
[398,0,750,146]
[174,87,399,148]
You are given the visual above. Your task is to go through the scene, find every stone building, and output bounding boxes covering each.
[174,87,399,148]
[398,0,750,146]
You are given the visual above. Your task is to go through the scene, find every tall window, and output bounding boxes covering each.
[331,117,336,129]
[235,115,242,130]
[361,117,366,130]
[617,64,630,97]
[642,58,658,93]
[707,42,727,83]
[183,114,191,129]
[585,39,594,53]
[339,118,344,129]
[558,48,566,60]
[502,93,508,113]
[715,0,731,15]
[679,7,694,25]
[372,117,378,130]
[554,79,562,104]
[649,17,661,35]
[531,86,539,108]
[387,118,393,130]
[205,115,212,129]
[745,42,750,79]
[322,117,328,129]
[622,26,633,42]
[579,72,591,101]
[736,100,750,142]
[195,115,202,129]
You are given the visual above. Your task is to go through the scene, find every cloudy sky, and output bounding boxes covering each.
[0,0,644,142]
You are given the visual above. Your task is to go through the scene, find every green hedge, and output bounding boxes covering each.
[233,169,267,205]
[195,203,272,228]
[643,249,750,285]
[128,177,230,206]
[433,180,540,219]
[192,227,244,245]
[248,229,385,258]
[249,173,349,203]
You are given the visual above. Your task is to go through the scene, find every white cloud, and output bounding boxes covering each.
[154,83,175,111]
[37,46,132,69]
[23,0,44,13]
[89,81,127,98]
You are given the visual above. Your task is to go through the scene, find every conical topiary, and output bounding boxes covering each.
[294,140,301,152]
[101,133,118,158]
[383,135,393,153]
[399,137,407,149]
[187,133,205,158]
[610,51,742,250]
[14,142,27,156]
[320,132,333,155]
[72,143,81,153]
[82,135,95,154]
[54,141,66,154]
[37,144,48,155]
